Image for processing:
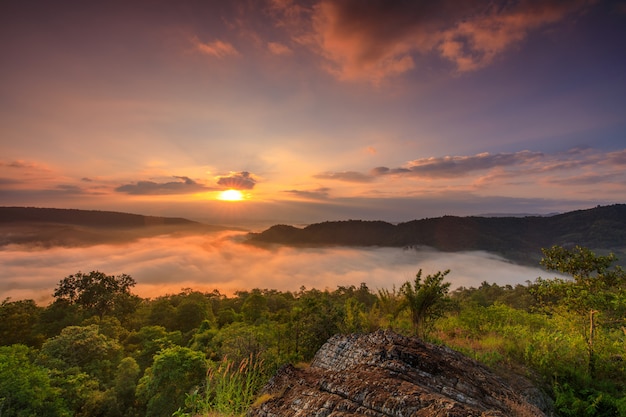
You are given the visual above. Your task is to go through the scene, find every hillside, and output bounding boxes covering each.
[247,204,626,265]
[0,206,226,247]
[0,206,198,227]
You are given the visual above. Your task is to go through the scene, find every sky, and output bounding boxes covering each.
[2,0,626,227]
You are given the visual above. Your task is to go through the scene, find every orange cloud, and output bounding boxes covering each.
[439,1,593,71]
[268,41,292,55]
[192,37,240,58]
[272,0,596,82]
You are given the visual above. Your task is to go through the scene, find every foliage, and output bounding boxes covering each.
[0,344,68,417]
[4,257,626,417]
[400,269,453,337]
[113,357,141,414]
[53,271,137,318]
[0,298,44,347]
[531,245,626,376]
[136,346,207,417]
[174,354,267,416]
[38,324,123,384]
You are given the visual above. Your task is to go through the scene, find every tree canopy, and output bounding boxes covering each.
[400,269,453,338]
[53,271,136,318]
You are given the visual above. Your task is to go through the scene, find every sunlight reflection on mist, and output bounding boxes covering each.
[0,230,548,304]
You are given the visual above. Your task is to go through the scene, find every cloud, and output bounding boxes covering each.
[267,41,292,55]
[56,184,85,194]
[438,0,594,71]
[192,36,240,58]
[271,0,596,82]
[607,149,626,165]
[115,176,209,195]
[0,159,51,173]
[314,171,374,183]
[216,171,257,190]
[0,230,558,303]
[547,172,622,186]
[0,178,22,186]
[374,151,544,178]
[283,187,330,200]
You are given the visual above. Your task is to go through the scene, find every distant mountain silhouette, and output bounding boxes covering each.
[247,204,626,265]
[0,206,198,227]
[0,207,229,247]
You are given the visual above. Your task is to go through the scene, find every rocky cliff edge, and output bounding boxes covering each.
[247,330,552,417]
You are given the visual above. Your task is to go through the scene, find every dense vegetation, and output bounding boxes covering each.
[1,245,625,417]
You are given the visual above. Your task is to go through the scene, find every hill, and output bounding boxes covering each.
[0,206,197,227]
[0,207,227,247]
[247,204,626,265]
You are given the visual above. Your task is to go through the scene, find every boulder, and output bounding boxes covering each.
[247,330,551,417]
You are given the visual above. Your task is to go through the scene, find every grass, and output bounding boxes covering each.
[173,354,268,417]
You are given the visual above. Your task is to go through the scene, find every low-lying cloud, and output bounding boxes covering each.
[1,230,553,304]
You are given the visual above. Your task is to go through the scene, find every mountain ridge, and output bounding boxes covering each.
[247,204,626,265]
[0,206,230,248]
[0,206,198,228]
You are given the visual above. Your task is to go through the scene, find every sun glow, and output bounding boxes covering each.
[217,189,244,201]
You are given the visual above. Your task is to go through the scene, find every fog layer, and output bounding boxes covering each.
[1,230,550,304]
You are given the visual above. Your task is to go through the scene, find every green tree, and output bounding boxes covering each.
[136,346,207,417]
[38,324,123,385]
[37,299,84,338]
[532,245,626,375]
[341,297,367,333]
[241,290,269,324]
[295,289,342,360]
[400,269,453,338]
[375,286,403,330]
[0,344,68,417]
[147,298,177,330]
[53,271,136,318]
[113,357,141,416]
[0,298,43,347]
[123,325,182,371]
[174,291,214,333]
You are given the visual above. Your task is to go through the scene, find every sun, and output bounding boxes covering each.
[217,189,244,201]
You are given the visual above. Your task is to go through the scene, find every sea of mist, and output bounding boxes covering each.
[0,229,554,304]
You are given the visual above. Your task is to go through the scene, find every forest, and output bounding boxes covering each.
[1,245,625,417]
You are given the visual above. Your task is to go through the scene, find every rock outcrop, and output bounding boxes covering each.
[247,330,552,417]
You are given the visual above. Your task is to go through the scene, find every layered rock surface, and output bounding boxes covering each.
[247,330,551,417]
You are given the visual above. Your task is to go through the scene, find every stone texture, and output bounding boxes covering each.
[247,330,552,417]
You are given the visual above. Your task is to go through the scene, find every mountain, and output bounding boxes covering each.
[0,206,198,227]
[0,207,228,247]
[247,204,626,265]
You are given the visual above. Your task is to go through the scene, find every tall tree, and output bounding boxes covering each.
[54,271,136,318]
[532,245,626,375]
[0,298,43,347]
[136,346,207,417]
[400,269,453,338]
[38,324,123,384]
